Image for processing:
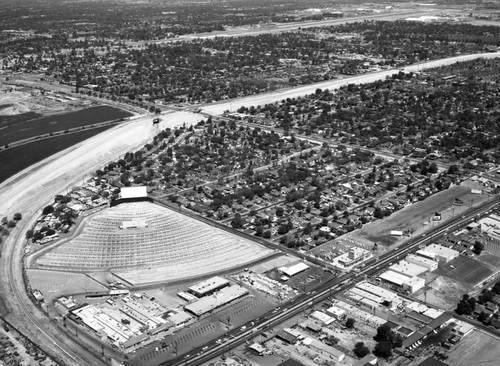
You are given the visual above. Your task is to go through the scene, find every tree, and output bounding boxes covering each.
[25,230,34,239]
[7,220,16,228]
[263,230,272,239]
[374,340,393,358]
[473,241,484,255]
[374,324,392,342]
[346,317,356,329]
[231,214,244,229]
[353,342,370,358]
[13,213,22,221]
[32,232,43,242]
[42,205,54,215]
[276,207,284,217]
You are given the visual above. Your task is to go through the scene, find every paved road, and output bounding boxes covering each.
[0,49,499,366]
[167,195,500,366]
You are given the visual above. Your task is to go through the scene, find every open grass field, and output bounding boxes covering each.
[434,256,493,286]
[30,202,274,284]
[0,105,132,146]
[0,125,113,184]
[345,182,489,248]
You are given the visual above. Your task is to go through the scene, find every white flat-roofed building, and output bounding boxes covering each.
[188,276,230,298]
[120,220,148,229]
[120,186,148,199]
[184,285,248,317]
[406,301,429,313]
[177,291,197,302]
[406,254,438,271]
[326,305,346,320]
[278,262,309,277]
[310,311,334,325]
[425,244,459,263]
[423,308,444,319]
[453,321,475,337]
[403,276,425,293]
[416,249,438,261]
[379,270,411,286]
[306,338,345,362]
[390,260,429,277]
[335,247,372,268]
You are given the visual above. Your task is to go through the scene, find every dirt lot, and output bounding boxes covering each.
[345,181,490,249]
[414,274,473,311]
[445,329,500,366]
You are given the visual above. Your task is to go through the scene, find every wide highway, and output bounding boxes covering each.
[166,195,500,366]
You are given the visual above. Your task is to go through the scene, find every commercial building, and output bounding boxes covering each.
[356,282,402,307]
[278,262,309,277]
[424,244,459,263]
[406,254,438,271]
[453,321,475,337]
[188,276,230,298]
[184,285,248,317]
[335,247,372,268]
[390,260,429,277]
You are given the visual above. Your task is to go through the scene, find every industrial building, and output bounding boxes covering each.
[379,270,411,286]
[406,254,438,271]
[326,305,346,320]
[356,282,402,307]
[309,311,334,326]
[278,262,309,277]
[415,249,438,261]
[188,276,230,298]
[378,270,425,293]
[424,244,459,262]
[184,285,248,317]
[389,260,429,277]
[401,313,453,350]
[402,276,425,293]
[304,338,345,362]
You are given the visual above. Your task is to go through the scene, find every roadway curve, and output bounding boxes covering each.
[1,52,499,365]
[0,111,199,365]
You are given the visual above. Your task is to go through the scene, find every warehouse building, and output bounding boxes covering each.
[379,270,411,286]
[415,249,438,261]
[188,276,230,298]
[184,285,248,317]
[326,305,346,320]
[424,244,459,263]
[278,262,309,277]
[390,260,429,277]
[406,254,438,271]
[309,311,334,326]
[403,276,425,293]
